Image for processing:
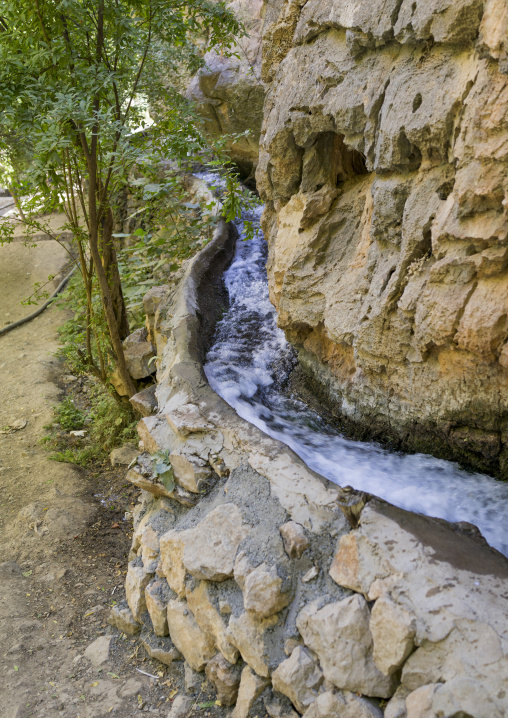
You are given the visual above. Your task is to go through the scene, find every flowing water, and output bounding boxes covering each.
[199,173,508,557]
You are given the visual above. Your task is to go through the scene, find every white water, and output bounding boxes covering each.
[200,173,508,557]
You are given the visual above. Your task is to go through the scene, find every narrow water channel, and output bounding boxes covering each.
[200,173,508,557]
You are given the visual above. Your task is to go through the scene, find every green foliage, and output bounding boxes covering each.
[45,382,137,466]
[0,0,250,398]
[53,397,85,431]
[150,450,175,492]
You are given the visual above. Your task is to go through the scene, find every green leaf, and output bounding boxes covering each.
[159,469,175,492]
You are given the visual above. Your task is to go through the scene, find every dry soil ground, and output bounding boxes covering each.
[0,223,215,717]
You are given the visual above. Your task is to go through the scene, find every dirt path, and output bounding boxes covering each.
[0,239,183,717]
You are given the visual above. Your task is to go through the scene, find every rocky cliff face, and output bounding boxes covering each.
[186,0,282,176]
[256,0,508,475]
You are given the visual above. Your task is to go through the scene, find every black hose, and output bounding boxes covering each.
[0,266,77,337]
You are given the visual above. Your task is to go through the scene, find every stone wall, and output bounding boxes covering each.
[256,0,508,475]
[111,222,508,718]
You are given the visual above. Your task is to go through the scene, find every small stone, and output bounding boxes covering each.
[108,603,140,636]
[243,564,292,618]
[159,529,192,597]
[234,551,255,591]
[145,578,172,637]
[231,666,270,718]
[125,560,153,621]
[110,443,138,467]
[280,521,310,559]
[169,452,213,493]
[141,632,181,666]
[125,467,177,501]
[219,600,232,615]
[186,580,239,664]
[83,636,113,667]
[165,404,214,437]
[296,595,397,698]
[182,504,250,582]
[370,594,416,675]
[130,385,158,417]
[302,567,319,583]
[123,327,155,380]
[166,598,216,671]
[167,694,193,718]
[272,646,323,713]
[206,653,242,706]
[184,662,203,693]
[226,611,278,678]
[264,693,300,718]
[284,637,303,656]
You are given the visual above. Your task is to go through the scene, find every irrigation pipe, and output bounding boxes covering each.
[0,266,77,338]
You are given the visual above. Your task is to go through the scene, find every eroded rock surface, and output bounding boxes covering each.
[257,0,508,475]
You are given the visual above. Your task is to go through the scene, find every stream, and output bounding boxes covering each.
[200,173,508,558]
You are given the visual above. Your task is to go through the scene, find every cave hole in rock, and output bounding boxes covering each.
[300,131,368,194]
[412,92,423,112]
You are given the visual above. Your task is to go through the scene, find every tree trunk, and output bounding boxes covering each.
[88,230,137,398]
[100,208,130,339]
[8,186,26,222]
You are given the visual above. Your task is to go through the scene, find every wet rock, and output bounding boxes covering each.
[142,631,182,666]
[279,521,310,559]
[296,595,397,698]
[271,646,323,713]
[167,694,194,718]
[370,594,416,675]
[186,579,239,664]
[123,327,155,380]
[227,611,278,678]
[166,598,216,671]
[182,504,249,581]
[83,636,113,667]
[110,443,138,467]
[231,666,270,718]
[130,385,157,417]
[125,560,153,621]
[145,577,172,636]
[302,690,383,718]
[205,653,242,706]
[108,602,140,636]
[243,563,292,618]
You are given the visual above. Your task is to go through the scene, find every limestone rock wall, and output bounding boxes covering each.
[256,0,508,475]
[186,0,283,176]
[112,223,508,718]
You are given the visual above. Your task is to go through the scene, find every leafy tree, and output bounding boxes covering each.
[0,0,244,397]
